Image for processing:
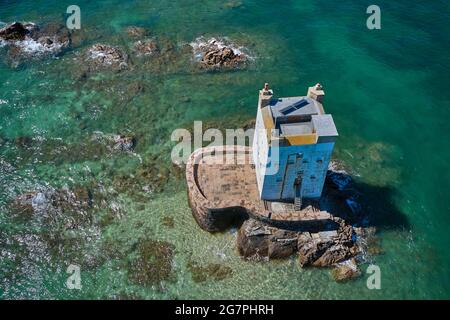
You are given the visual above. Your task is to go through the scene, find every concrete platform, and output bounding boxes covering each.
[186,145,332,232]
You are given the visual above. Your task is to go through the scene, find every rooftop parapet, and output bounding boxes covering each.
[258,83,337,146]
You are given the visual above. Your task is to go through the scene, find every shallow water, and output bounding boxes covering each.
[0,0,449,299]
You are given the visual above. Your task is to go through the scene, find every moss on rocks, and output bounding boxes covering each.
[187,260,233,283]
[128,240,175,286]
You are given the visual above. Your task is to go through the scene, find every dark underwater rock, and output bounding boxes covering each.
[14,136,33,148]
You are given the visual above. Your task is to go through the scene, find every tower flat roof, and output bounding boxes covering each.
[312,114,339,138]
[266,95,337,144]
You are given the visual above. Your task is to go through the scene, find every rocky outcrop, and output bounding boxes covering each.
[190,37,249,70]
[237,219,297,259]
[200,46,246,68]
[133,40,158,56]
[236,210,364,270]
[237,219,270,257]
[0,22,71,58]
[86,44,128,70]
[0,22,33,40]
[331,259,361,282]
[1,22,70,67]
[237,218,357,264]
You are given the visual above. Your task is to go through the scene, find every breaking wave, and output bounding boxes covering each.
[189,36,254,61]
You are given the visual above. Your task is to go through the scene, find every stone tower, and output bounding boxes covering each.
[252,83,338,209]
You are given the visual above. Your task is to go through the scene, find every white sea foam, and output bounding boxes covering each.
[337,258,358,271]
[88,48,112,63]
[13,36,65,56]
[189,36,253,61]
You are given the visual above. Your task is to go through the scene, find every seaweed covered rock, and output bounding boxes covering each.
[133,40,158,56]
[86,44,128,70]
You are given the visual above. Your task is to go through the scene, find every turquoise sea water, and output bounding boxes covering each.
[0,0,449,299]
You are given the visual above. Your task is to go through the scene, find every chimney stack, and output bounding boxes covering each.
[307,83,325,103]
[259,83,273,108]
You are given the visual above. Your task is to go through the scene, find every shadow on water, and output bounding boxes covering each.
[354,182,410,230]
[323,170,410,231]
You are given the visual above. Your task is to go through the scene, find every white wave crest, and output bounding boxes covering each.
[189,36,253,61]
[13,36,66,56]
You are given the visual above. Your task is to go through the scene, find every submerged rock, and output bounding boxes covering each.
[86,44,128,70]
[125,26,148,38]
[15,136,33,148]
[91,132,136,152]
[133,40,158,56]
[223,0,244,9]
[6,186,111,269]
[128,240,175,285]
[187,260,233,283]
[161,216,175,228]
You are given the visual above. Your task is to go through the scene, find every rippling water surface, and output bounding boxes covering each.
[0,0,449,299]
